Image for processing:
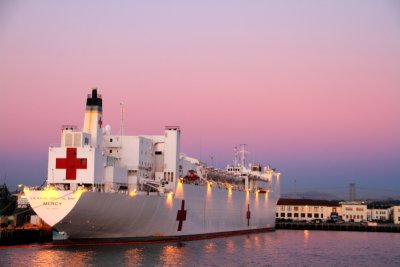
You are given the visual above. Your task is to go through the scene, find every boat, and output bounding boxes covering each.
[24,88,281,243]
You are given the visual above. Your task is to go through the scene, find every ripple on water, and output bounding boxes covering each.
[1,231,400,266]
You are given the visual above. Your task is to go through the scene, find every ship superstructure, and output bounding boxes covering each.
[25,89,281,242]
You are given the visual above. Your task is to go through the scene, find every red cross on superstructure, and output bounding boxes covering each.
[246,204,251,226]
[176,199,187,231]
[56,148,87,180]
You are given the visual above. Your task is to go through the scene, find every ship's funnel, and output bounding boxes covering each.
[83,88,103,147]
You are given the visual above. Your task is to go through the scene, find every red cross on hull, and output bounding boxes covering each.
[56,148,87,180]
[246,204,251,226]
[176,199,187,231]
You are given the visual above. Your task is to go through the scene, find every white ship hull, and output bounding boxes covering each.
[26,184,278,242]
[24,89,281,243]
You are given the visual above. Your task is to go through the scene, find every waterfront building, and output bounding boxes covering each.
[340,201,367,222]
[368,208,390,222]
[276,199,341,221]
[392,206,400,224]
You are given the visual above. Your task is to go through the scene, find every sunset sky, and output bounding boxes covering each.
[0,1,399,198]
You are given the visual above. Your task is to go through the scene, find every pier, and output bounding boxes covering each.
[0,228,52,245]
[276,222,400,233]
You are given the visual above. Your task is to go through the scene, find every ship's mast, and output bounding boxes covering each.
[120,102,124,137]
[239,144,248,167]
[234,146,238,166]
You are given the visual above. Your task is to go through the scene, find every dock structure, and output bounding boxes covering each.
[0,228,52,245]
[276,222,400,233]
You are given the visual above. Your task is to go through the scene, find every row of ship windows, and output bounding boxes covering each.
[109,149,162,158]
[128,170,149,177]
[107,150,152,168]
[140,162,152,167]
[277,213,324,218]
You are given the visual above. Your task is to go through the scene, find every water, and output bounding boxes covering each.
[1,230,400,266]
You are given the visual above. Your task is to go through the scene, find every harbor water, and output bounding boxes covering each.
[1,230,400,266]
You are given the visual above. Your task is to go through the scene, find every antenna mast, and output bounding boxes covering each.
[234,146,238,166]
[239,144,247,167]
[120,102,124,137]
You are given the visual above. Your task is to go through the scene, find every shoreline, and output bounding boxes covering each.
[276,222,400,233]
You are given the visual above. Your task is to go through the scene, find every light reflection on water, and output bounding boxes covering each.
[1,231,400,266]
[159,244,186,266]
[303,229,310,246]
[43,249,94,266]
[124,248,143,267]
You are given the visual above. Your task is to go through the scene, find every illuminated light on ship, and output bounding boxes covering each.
[129,189,137,197]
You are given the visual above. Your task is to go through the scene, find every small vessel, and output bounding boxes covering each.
[25,89,281,243]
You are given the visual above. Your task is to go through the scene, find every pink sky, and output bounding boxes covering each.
[0,1,399,198]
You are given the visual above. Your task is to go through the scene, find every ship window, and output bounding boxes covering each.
[155,151,162,155]
[110,150,112,153]
[110,138,113,142]
[280,213,285,217]
[84,138,89,145]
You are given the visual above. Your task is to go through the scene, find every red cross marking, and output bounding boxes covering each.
[176,199,187,231]
[246,203,251,226]
[56,148,87,180]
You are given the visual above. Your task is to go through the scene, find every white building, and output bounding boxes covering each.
[341,201,367,222]
[368,208,390,222]
[276,199,341,221]
[392,206,400,224]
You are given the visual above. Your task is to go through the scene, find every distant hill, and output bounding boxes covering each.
[281,190,400,202]
[281,191,341,201]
